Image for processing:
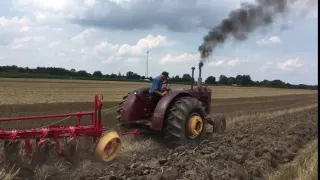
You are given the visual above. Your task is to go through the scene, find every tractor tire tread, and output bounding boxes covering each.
[117,92,134,131]
[164,96,206,145]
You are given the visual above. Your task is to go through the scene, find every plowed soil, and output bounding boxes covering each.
[0,94,317,129]
[92,107,317,180]
[0,93,318,180]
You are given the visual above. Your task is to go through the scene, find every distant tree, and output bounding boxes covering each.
[241,75,253,86]
[18,67,25,73]
[77,70,89,77]
[182,74,193,82]
[269,80,287,88]
[93,71,103,77]
[236,79,242,86]
[0,65,317,90]
[205,76,216,84]
[228,78,233,85]
[227,77,236,85]
[218,75,228,85]
[110,73,117,78]
[126,71,141,80]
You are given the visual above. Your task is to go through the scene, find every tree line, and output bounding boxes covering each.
[0,65,317,90]
[204,75,317,90]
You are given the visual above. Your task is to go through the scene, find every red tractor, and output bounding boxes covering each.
[116,63,226,145]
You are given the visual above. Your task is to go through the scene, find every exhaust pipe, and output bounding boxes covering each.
[191,67,195,90]
[198,62,203,87]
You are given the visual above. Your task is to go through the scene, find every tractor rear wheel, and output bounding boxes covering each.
[164,97,207,146]
[116,92,131,131]
[116,92,130,122]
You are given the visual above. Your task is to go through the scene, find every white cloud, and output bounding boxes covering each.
[159,53,199,64]
[277,58,304,71]
[0,56,7,60]
[71,28,97,43]
[48,41,61,48]
[7,35,46,50]
[208,60,224,67]
[257,65,269,72]
[290,0,318,20]
[257,36,281,45]
[71,30,170,56]
[12,36,45,44]
[207,58,247,67]
[126,57,141,63]
[0,16,31,41]
[93,34,170,56]
[117,34,170,56]
[10,0,255,32]
[0,17,172,70]
[9,43,26,50]
[13,0,69,10]
[84,0,96,6]
[94,41,119,51]
[227,58,241,66]
[256,61,273,72]
[0,16,62,48]
[61,29,170,61]
[0,16,30,28]
[20,26,30,32]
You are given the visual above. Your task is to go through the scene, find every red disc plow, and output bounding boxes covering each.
[0,94,140,166]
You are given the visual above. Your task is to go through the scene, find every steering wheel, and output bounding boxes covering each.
[162,83,172,92]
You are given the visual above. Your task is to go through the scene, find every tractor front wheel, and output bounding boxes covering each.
[164,97,207,146]
[212,113,226,133]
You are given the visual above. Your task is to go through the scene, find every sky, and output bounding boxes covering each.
[0,0,318,85]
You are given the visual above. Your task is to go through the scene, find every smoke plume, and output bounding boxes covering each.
[198,0,317,64]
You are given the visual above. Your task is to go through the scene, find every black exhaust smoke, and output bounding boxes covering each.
[198,0,317,64]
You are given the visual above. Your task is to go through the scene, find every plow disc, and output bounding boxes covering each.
[0,95,139,169]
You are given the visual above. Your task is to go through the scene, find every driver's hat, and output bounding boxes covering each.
[161,71,169,78]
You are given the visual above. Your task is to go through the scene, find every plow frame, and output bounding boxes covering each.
[0,94,140,159]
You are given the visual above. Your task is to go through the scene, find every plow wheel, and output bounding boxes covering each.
[95,130,121,162]
[164,97,207,146]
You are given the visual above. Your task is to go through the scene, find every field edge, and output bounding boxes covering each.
[267,139,318,180]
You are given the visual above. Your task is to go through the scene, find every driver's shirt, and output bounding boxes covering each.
[149,76,162,96]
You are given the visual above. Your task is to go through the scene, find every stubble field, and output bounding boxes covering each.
[0,78,318,180]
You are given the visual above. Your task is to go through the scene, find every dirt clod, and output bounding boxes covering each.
[159,167,179,180]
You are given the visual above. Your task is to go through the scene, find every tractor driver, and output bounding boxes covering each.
[149,71,169,99]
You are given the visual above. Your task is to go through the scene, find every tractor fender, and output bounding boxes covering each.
[151,90,191,131]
